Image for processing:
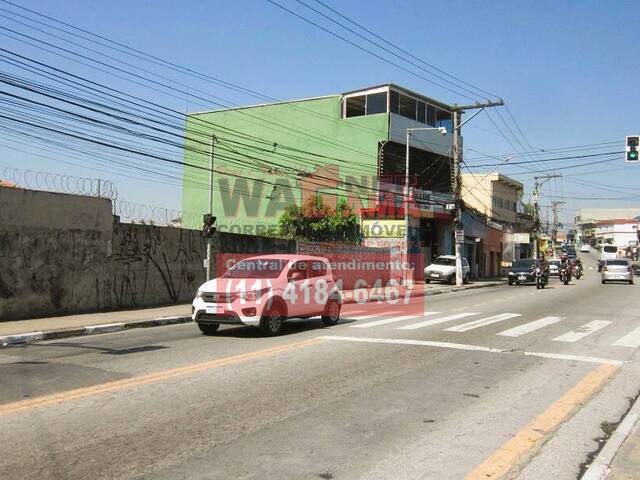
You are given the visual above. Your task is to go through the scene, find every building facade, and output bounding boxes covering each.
[460,173,532,277]
[593,219,639,250]
[182,84,458,280]
[575,208,640,245]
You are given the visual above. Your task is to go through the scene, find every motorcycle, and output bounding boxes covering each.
[559,266,571,285]
[534,267,547,289]
[573,263,583,279]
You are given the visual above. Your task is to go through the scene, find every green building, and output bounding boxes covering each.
[182,84,457,266]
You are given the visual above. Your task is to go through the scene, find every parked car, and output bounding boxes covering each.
[507,259,536,285]
[580,244,590,253]
[192,254,342,336]
[601,259,634,285]
[424,255,470,284]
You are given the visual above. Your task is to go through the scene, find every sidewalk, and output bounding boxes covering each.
[607,422,640,479]
[583,395,640,480]
[0,279,504,346]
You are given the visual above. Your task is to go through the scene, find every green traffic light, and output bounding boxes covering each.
[629,151,639,161]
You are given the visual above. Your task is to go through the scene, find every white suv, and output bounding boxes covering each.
[192,254,341,336]
[424,255,471,284]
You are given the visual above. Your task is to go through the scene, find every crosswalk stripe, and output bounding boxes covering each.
[444,313,522,333]
[553,320,612,343]
[342,312,404,321]
[497,316,564,337]
[397,312,479,330]
[350,312,439,329]
[613,326,640,348]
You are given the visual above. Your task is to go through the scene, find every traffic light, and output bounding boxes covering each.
[202,214,217,238]
[626,135,639,162]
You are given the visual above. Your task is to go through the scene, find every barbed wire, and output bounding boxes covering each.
[0,165,118,199]
[113,198,200,227]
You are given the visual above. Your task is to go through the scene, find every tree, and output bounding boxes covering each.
[278,196,362,243]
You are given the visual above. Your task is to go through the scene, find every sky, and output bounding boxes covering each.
[1,0,639,227]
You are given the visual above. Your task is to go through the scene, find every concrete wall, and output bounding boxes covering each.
[0,189,298,321]
[0,188,209,320]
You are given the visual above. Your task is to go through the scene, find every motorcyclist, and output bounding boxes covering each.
[560,253,572,280]
[533,252,549,275]
[531,252,549,287]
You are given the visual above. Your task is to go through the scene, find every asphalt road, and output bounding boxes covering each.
[1,254,640,480]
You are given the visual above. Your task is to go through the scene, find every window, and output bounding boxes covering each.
[345,96,366,117]
[603,245,618,253]
[309,261,328,278]
[287,261,309,281]
[399,94,416,119]
[435,108,453,132]
[222,259,287,279]
[390,90,400,114]
[606,259,628,266]
[366,92,387,114]
[433,256,455,266]
[417,101,426,123]
[426,104,436,126]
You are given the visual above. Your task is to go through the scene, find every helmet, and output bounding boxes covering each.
[561,254,568,261]
[537,252,545,259]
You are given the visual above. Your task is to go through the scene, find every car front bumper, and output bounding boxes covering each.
[191,296,265,326]
[509,273,535,283]
[425,271,454,282]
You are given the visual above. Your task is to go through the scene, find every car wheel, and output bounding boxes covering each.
[425,279,431,284]
[198,323,220,335]
[601,279,606,284]
[321,299,341,326]
[260,306,284,336]
[630,280,634,285]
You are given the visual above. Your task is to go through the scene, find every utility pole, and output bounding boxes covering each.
[551,201,566,245]
[452,99,504,287]
[205,135,216,281]
[532,174,560,257]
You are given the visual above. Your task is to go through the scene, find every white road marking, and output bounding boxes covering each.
[397,312,479,330]
[319,335,503,353]
[497,316,564,337]
[341,312,403,321]
[553,320,612,343]
[444,313,522,333]
[350,312,439,329]
[613,326,640,348]
[318,335,624,365]
[523,351,623,366]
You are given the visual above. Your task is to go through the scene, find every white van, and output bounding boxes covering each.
[598,244,619,271]
[601,244,619,260]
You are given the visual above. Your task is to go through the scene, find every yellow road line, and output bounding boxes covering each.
[465,363,619,480]
[0,338,323,416]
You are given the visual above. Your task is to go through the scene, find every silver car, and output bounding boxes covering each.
[601,259,634,285]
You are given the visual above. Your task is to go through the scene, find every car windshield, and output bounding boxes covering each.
[607,260,628,266]
[433,257,455,266]
[512,260,535,268]
[222,258,287,278]
[603,245,618,253]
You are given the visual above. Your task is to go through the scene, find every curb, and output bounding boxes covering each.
[582,396,640,480]
[423,281,504,297]
[0,315,192,348]
[0,281,504,348]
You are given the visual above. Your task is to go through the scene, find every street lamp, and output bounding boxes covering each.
[403,127,447,285]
